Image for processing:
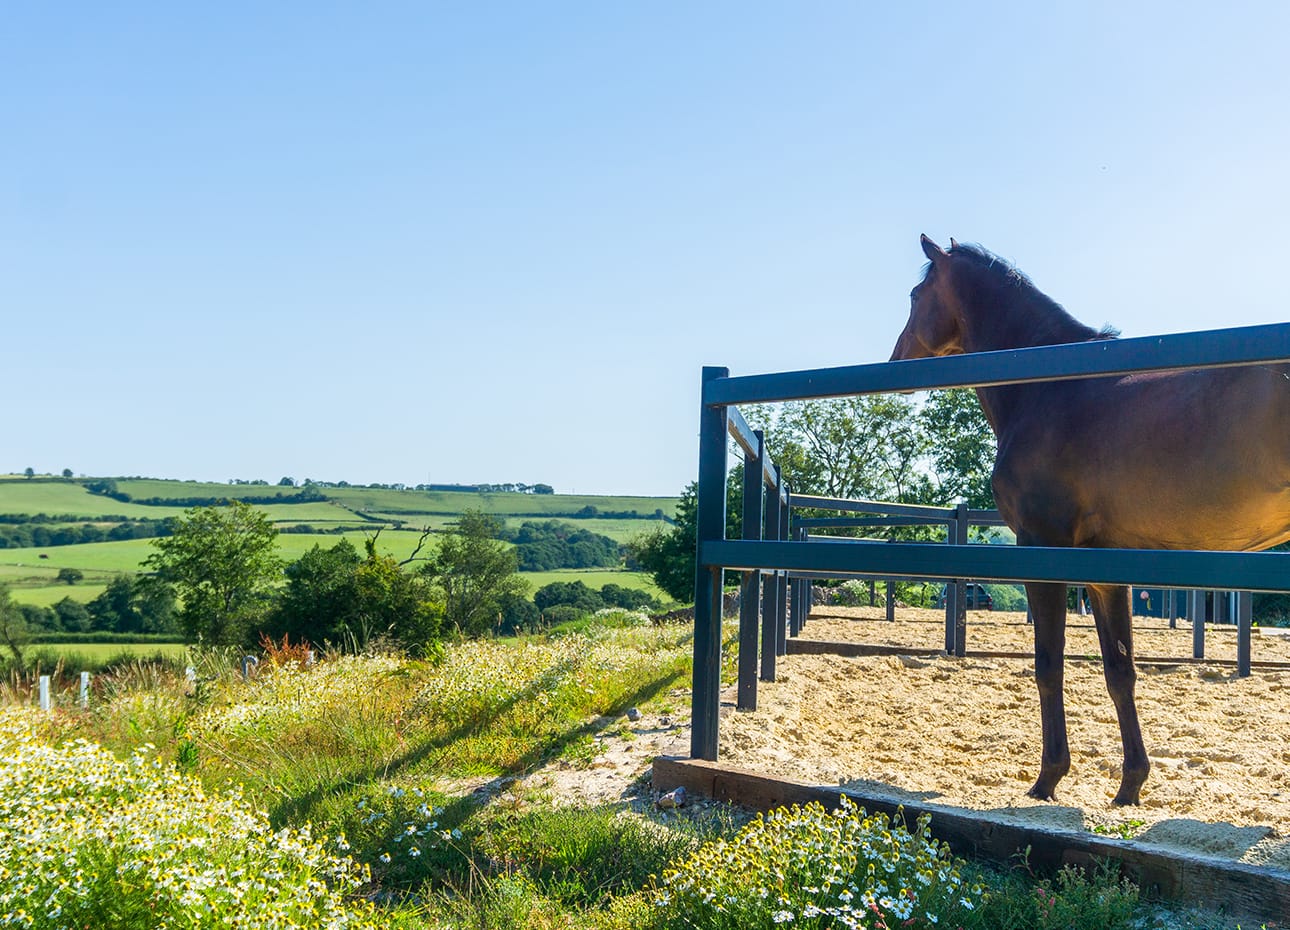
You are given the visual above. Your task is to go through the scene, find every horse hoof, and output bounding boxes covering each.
[1112,791,1142,807]
[1026,783,1057,802]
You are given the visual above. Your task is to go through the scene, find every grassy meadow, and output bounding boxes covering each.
[0,477,677,607]
[0,612,1207,930]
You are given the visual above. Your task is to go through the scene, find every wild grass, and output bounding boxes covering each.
[0,614,1255,929]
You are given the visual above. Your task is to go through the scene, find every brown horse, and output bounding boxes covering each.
[891,235,1290,805]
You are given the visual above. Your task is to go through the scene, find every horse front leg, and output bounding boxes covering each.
[1087,583,1149,805]
[1025,581,1070,800]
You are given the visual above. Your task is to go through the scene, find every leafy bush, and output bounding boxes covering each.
[652,796,983,929]
[539,604,585,626]
[0,707,382,929]
[508,520,621,571]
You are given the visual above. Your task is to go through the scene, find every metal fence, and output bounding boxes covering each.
[691,322,1290,762]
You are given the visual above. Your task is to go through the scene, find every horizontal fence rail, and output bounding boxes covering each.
[705,323,1290,406]
[703,539,1290,593]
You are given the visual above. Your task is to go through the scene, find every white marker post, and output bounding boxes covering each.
[39,675,51,711]
[79,671,90,708]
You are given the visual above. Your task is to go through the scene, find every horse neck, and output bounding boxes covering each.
[957,278,1102,434]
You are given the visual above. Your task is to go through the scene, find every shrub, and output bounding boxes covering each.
[0,708,382,929]
[652,796,983,929]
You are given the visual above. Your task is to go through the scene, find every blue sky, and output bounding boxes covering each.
[5,2,1287,495]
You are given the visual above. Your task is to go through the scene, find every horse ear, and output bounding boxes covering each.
[921,234,948,263]
[949,237,959,249]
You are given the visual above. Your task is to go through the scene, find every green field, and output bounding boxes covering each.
[517,568,666,599]
[0,478,679,607]
[25,641,189,662]
[0,479,187,519]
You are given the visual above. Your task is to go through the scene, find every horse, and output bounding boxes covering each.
[890,235,1290,805]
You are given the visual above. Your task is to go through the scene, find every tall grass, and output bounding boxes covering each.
[0,612,1236,929]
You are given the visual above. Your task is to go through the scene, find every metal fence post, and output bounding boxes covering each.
[790,527,807,636]
[737,430,765,711]
[760,465,782,681]
[691,366,729,762]
[944,516,957,653]
[1192,589,1207,659]
[1237,591,1252,678]
[776,481,790,656]
[953,502,969,657]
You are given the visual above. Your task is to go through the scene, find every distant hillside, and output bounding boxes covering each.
[0,475,677,524]
[0,475,678,608]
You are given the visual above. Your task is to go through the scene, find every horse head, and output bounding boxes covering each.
[890,234,966,361]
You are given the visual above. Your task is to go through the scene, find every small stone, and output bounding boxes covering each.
[626,707,642,722]
[655,786,686,810]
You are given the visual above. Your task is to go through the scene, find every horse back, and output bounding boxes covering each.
[987,365,1290,552]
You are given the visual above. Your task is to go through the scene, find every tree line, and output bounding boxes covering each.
[0,520,170,549]
[628,389,998,601]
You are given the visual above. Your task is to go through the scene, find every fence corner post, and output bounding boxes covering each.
[691,366,729,762]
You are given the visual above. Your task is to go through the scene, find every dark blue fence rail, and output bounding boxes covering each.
[691,322,1290,762]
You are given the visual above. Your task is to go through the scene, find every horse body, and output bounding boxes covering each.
[891,235,1290,804]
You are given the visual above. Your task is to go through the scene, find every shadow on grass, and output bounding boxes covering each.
[268,656,688,830]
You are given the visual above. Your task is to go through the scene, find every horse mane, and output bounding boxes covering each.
[930,242,1119,341]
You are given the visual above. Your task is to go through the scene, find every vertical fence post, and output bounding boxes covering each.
[886,579,896,622]
[691,366,729,762]
[1168,589,1178,629]
[39,675,51,711]
[760,465,782,682]
[790,527,807,636]
[79,671,90,709]
[737,430,765,712]
[1192,589,1207,659]
[953,502,969,657]
[776,481,790,657]
[1237,591,1252,678]
[944,517,957,653]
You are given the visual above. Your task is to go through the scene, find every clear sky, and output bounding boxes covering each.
[5,2,1287,496]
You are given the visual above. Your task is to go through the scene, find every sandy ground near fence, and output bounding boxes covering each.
[512,606,1290,878]
[717,606,1290,874]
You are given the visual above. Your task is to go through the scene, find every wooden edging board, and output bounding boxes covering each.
[652,755,1290,925]
[786,638,1290,671]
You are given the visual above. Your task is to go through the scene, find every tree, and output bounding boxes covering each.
[423,510,527,636]
[88,575,173,633]
[355,540,443,650]
[760,395,926,502]
[626,483,698,602]
[278,476,296,487]
[53,597,92,634]
[920,389,997,508]
[56,567,84,585]
[61,468,73,479]
[268,539,363,645]
[23,468,34,480]
[0,583,28,667]
[143,501,283,645]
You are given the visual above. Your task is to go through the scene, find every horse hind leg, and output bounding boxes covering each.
[1025,581,1071,800]
[1087,583,1150,805]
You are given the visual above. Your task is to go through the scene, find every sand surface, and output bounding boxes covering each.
[718,606,1290,873]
